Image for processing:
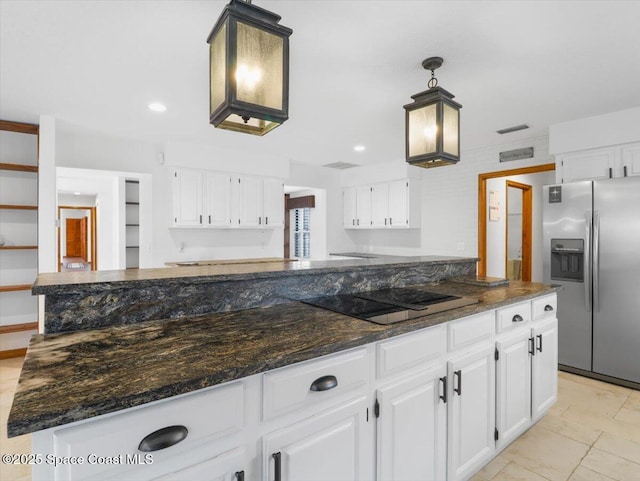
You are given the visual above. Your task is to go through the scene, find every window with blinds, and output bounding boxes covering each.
[294,207,311,258]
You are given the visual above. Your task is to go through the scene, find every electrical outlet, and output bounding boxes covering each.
[457,242,465,251]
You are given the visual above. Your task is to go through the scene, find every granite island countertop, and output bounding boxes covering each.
[8,280,558,438]
[32,255,475,294]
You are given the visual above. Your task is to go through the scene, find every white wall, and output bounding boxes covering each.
[485,170,555,282]
[549,106,640,154]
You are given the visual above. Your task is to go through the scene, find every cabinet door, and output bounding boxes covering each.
[447,345,495,481]
[205,173,232,227]
[558,148,616,183]
[151,447,247,481]
[355,186,372,228]
[263,396,372,481]
[495,330,531,449]
[388,180,409,228]
[238,176,263,227]
[370,183,389,228]
[263,179,284,227]
[622,142,640,177]
[173,169,203,226]
[532,317,558,421]
[343,187,357,229]
[377,364,447,481]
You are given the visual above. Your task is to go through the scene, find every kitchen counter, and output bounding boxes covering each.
[164,257,298,267]
[8,280,557,437]
[34,255,477,333]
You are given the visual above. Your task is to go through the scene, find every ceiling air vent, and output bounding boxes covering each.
[496,124,529,134]
[323,162,359,169]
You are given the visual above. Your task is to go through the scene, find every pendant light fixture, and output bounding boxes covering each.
[404,57,462,168]
[207,0,292,136]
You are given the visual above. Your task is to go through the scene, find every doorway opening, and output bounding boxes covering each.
[57,205,97,271]
[506,180,532,281]
[478,163,555,280]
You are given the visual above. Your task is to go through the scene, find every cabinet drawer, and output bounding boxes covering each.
[448,311,495,352]
[532,294,557,322]
[263,347,369,421]
[496,301,531,333]
[376,324,446,379]
[53,381,244,481]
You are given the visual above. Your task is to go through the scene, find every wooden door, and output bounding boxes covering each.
[66,218,82,257]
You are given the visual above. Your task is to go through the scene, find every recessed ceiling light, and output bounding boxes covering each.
[354,145,366,152]
[148,102,167,112]
[73,192,81,195]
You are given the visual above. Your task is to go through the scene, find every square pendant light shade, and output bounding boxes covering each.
[207,0,292,136]
[404,86,462,168]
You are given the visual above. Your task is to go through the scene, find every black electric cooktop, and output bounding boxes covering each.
[302,287,478,325]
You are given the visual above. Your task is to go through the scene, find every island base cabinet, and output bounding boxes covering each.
[495,330,532,450]
[532,317,558,421]
[149,447,247,481]
[376,364,447,481]
[262,396,372,481]
[447,345,496,481]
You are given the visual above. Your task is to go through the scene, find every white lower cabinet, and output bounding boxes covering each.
[376,364,447,481]
[31,295,559,481]
[262,396,371,481]
[447,345,496,481]
[151,447,247,481]
[532,317,558,421]
[495,329,532,449]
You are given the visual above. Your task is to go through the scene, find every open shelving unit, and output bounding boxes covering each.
[125,180,140,269]
[0,120,39,359]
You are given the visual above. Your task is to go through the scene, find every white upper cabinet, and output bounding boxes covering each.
[263,178,285,227]
[622,143,640,177]
[343,187,357,229]
[371,183,389,228]
[205,172,232,227]
[356,185,372,228]
[237,176,263,227]
[173,169,283,229]
[173,169,204,226]
[556,142,640,183]
[344,179,419,229]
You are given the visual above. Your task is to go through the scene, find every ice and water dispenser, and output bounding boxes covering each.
[550,239,584,282]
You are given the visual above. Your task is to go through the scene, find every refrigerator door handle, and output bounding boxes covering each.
[584,211,592,312]
[593,211,600,312]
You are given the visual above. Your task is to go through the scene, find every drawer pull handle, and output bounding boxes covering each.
[235,471,244,481]
[439,376,447,403]
[537,334,543,352]
[529,337,536,355]
[544,304,554,312]
[138,425,188,452]
[273,452,282,481]
[512,314,524,323]
[310,375,338,392]
[454,370,462,396]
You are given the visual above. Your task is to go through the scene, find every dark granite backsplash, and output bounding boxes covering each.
[41,258,475,333]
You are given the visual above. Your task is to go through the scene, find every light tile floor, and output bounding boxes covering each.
[1,358,639,481]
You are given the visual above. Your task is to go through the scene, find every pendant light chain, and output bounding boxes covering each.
[428,69,438,89]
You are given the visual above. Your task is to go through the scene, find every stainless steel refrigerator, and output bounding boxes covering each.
[543,176,640,387]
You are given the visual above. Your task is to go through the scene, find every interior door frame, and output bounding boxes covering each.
[505,180,532,282]
[57,205,98,271]
[477,163,555,277]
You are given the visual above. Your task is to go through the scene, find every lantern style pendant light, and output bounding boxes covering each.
[207,0,292,136]
[404,57,462,168]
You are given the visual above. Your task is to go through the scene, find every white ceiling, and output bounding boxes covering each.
[1,0,639,167]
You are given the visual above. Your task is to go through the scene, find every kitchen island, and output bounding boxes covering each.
[13,257,559,480]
